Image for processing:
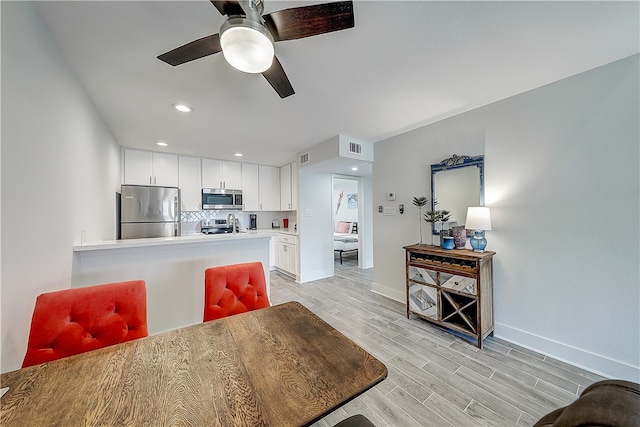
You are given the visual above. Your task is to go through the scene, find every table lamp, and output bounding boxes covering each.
[465,207,492,252]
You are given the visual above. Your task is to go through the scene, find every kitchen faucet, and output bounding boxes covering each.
[226,213,237,234]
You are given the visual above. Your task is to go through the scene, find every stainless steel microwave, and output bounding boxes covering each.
[202,188,242,210]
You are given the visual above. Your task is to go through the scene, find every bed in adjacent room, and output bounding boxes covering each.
[333,221,358,264]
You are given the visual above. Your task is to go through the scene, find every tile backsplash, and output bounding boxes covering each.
[181,210,295,235]
[180,210,249,235]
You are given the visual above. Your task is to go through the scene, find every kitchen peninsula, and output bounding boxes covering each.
[73,232,273,335]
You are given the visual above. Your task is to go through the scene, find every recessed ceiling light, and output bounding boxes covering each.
[172,103,192,113]
[156,141,168,147]
[351,167,358,171]
[234,153,243,157]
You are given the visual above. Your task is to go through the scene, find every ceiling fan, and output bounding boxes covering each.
[157,0,355,99]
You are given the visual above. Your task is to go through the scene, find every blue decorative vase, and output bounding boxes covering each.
[441,236,455,250]
[470,230,487,252]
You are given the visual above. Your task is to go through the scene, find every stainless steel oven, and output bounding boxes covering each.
[202,188,242,210]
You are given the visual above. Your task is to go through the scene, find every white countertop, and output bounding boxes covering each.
[274,227,297,236]
[73,229,282,252]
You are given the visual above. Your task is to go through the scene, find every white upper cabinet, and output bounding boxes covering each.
[123,149,286,213]
[280,164,292,211]
[178,156,202,211]
[222,161,242,188]
[123,149,178,187]
[153,153,180,187]
[241,163,260,211]
[279,162,298,211]
[201,159,242,189]
[258,165,280,211]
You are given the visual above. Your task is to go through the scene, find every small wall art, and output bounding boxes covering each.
[347,193,358,209]
[335,191,344,215]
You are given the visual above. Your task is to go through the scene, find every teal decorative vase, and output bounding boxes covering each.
[441,236,455,250]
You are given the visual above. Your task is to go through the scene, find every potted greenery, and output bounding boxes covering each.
[423,200,452,246]
[412,196,428,244]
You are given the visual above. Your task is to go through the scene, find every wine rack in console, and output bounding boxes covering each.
[404,244,495,348]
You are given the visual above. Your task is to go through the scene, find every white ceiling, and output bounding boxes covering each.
[33,1,639,169]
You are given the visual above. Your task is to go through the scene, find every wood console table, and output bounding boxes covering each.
[404,244,495,348]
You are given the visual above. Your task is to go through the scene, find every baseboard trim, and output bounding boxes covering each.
[368,284,639,383]
[298,268,332,284]
[495,322,640,383]
[371,282,404,303]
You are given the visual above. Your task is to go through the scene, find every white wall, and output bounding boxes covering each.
[360,175,374,269]
[1,2,121,372]
[299,167,334,282]
[299,168,374,279]
[372,55,639,381]
[73,238,271,335]
[333,177,359,225]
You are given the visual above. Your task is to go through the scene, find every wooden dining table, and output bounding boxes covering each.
[1,301,387,426]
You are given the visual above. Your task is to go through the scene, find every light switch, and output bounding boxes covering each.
[383,206,396,216]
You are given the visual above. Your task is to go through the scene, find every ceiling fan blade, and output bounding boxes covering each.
[210,0,244,16]
[262,56,294,98]
[157,34,221,66]
[263,1,354,42]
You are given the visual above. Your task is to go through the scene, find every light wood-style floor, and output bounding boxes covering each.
[270,257,606,427]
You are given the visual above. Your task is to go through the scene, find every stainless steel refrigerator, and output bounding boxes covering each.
[120,185,181,239]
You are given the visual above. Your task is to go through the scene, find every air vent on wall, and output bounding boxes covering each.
[300,153,309,164]
[349,141,362,155]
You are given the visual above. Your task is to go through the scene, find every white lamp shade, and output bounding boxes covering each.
[465,207,492,231]
[220,26,274,74]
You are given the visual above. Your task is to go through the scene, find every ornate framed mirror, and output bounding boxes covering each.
[430,154,484,235]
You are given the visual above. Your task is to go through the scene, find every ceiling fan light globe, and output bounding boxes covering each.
[220,26,274,74]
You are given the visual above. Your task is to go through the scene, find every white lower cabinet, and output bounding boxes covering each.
[276,234,298,276]
[269,236,277,271]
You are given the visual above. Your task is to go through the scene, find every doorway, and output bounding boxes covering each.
[332,176,360,268]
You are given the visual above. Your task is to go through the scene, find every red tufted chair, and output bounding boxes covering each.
[203,262,270,322]
[22,280,148,368]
